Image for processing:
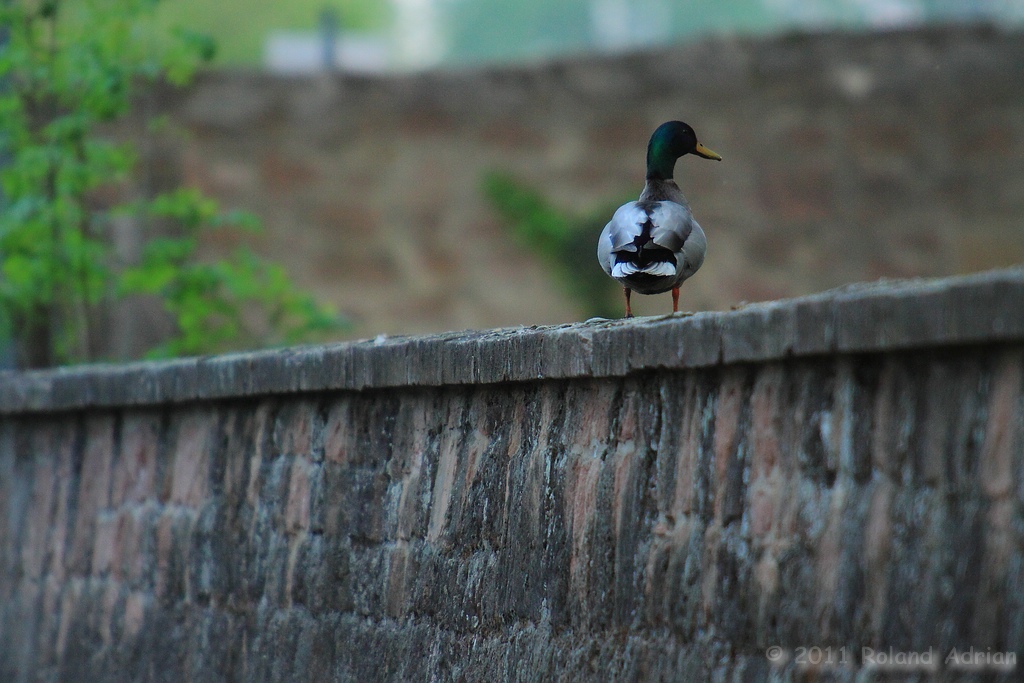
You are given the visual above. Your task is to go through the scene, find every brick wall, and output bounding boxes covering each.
[2,268,1023,681]
[119,25,1024,340]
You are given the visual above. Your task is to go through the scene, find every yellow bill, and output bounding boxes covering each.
[694,142,722,161]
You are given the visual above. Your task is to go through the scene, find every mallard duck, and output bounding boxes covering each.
[598,121,721,317]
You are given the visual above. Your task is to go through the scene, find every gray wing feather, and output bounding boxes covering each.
[603,203,647,251]
[647,201,693,253]
[598,202,645,275]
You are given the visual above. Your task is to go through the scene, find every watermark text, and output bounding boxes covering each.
[765,645,1017,673]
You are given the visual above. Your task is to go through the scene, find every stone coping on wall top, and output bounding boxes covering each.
[1,267,1022,414]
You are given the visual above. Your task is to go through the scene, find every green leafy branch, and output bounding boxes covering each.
[0,0,344,367]
[482,171,624,318]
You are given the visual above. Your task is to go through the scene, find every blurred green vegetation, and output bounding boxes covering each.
[0,0,344,368]
[447,0,775,65]
[144,0,1023,67]
[437,0,1024,65]
[483,172,629,319]
[153,0,387,64]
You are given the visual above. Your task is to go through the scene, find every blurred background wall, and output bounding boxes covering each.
[117,23,1024,338]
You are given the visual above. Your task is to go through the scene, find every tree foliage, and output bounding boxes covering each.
[0,0,342,368]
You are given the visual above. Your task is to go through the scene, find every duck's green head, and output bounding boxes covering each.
[646,121,721,180]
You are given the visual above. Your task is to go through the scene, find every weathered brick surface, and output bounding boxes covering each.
[1,268,1022,413]
[2,274,1024,681]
